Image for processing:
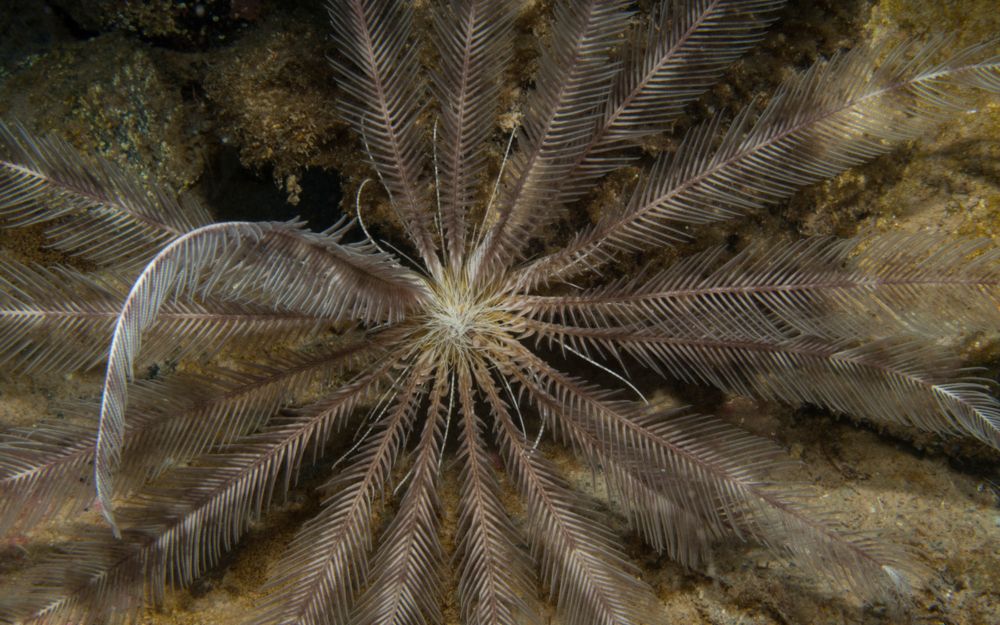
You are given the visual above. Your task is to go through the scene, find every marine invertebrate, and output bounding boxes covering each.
[1,1,999,624]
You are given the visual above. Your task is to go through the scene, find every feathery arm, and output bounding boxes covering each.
[350,363,448,625]
[554,0,785,207]
[0,258,337,374]
[328,0,441,275]
[0,355,399,625]
[520,39,1000,287]
[0,422,95,534]
[472,0,633,277]
[455,359,538,625]
[515,235,1000,341]
[431,0,518,271]
[475,354,666,625]
[524,319,1000,449]
[0,121,211,267]
[250,354,432,625]
[499,342,913,597]
[0,338,382,536]
[93,220,425,536]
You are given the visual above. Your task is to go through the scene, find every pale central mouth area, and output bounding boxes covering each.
[430,292,482,343]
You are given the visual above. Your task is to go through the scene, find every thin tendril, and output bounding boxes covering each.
[432,119,444,249]
[437,369,456,473]
[563,343,647,404]
[472,125,517,251]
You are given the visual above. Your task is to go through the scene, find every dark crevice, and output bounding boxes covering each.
[201,145,343,232]
[44,1,101,41]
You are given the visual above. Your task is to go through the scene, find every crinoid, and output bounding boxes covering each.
[1,1,999,624]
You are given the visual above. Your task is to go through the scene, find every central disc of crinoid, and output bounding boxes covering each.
[424,274,509,355]
[428,285,483,347]
[438,298,476,340]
